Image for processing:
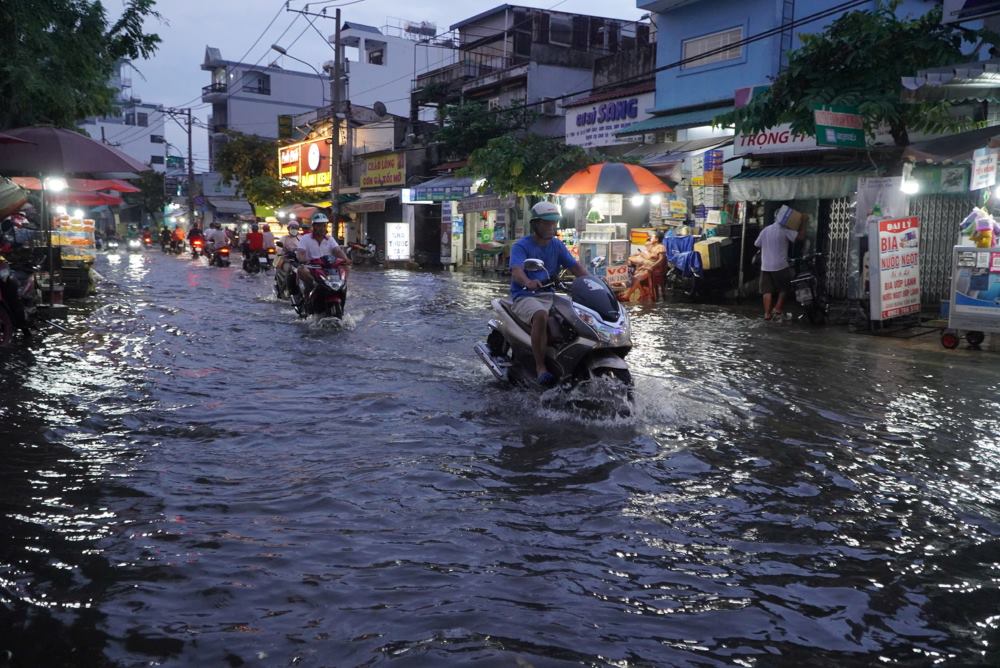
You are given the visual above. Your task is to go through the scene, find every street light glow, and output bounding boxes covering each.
[44,176,68,192]
[630,195,644,207]
[73,209,84,219]
[564,197,577,210]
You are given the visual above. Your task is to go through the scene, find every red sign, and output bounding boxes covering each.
[871,216,921,320]
[277,138,330,191]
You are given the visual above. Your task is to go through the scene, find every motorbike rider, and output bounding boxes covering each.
[261,223,275,251]
[187,223,205,247]
[243,223,264,255]
[0,214,31,339]
[275,220,301,275]
[509,201,588,387]
[159,225,170,248]
[205,222,229,252]
[295,213,351,299]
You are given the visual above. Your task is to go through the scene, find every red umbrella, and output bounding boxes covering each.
[10,176,140,192]
[0,126,150,176]
[50,191,124,207]
[556,162,673,195]
[0,132,33,145]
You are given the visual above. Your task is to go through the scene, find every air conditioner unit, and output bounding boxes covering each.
[541,97,557,116]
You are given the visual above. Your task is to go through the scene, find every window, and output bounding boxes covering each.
[137,112,148,127]
[549,15,572,46]
[125,112,135,126]
[150,134,164,143]
[682,26,743,69]
[150,155,164,164]
[367,48,384,65]
[487,97,501,111]
[534,13,549,44]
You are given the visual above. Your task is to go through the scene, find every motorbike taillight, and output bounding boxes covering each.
[220,248,229,255]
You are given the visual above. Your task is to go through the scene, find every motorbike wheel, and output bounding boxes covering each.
[376,250,385,263]
[486,329,508,357]
[0,306,13,347]
[274,277,285,299]
[333,301,344,319]
[966,330,985,347]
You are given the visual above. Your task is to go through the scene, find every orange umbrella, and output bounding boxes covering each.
[556,162,673,195]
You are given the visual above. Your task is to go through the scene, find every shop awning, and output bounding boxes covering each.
[410,175,474,202]
[623,136,733,183]
[344,190,399,213]
[616,105,734,137]
[206,197,253,215]
[903,124,1000,164]
[729,163,879,201]
[902,58,1000,102]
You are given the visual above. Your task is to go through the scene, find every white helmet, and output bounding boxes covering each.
[311,212,330,225]
[530,201,561,222]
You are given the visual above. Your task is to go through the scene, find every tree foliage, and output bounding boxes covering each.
[435,102,532,158]
[714,3,998,146]
[126,169,167,222]
[213,131,314,209]
[463,134,620,195]
[0,0,162,129]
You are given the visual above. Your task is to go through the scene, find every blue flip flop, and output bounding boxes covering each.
[537,371,557,387]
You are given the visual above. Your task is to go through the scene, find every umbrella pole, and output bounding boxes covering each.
[737,206,746,302]
[41,175,54,306]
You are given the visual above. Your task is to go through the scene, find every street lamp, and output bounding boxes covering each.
[270,44,329,106]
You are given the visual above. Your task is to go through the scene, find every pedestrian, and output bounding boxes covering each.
[755,205,806,320]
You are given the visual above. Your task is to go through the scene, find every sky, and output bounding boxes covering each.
[119,0,647,172]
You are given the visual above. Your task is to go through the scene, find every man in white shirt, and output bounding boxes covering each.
[205,222,229,252]
[755,205,806,320]
[296,214,351,296]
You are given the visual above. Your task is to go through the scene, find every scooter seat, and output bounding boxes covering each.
[499,298,534,332]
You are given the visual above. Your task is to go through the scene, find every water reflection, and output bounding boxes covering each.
[0,253,997,666]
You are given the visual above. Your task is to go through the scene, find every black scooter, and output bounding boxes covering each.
[790,252,829,324]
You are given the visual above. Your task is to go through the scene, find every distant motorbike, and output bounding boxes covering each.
[474,258,633,412]
[0,254,40,345]
[209,246,231,268]
[142,232,153,249]
[242,248,271,274]
[190,238,205,260]
[169,238,183,254]
[346,237,384,266]
[291,255,348,318]
[790,252,828,325]
[106,239,121,253]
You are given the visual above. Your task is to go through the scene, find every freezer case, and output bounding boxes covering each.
[948,246,1000,333]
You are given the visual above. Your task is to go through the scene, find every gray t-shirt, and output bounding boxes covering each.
[755,222,798,272]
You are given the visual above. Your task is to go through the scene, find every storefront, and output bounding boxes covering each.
[453,193,518,272]
[407,175,474,266]
[351,151,406,252]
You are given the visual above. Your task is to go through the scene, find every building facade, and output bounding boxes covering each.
[202,46,328,169]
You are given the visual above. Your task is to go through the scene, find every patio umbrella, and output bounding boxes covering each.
[0,126,150,176]
[10,176,141,193]
[556,162,673,195]
[51,191,124,207]
[0,132,33,145]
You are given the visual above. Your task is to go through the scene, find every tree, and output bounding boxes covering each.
[126,170,167,223]
[436,101,532,158]
[463,134,616,195]
[0,0,162,129]
[714,3,998,146]
[213,131,313,210]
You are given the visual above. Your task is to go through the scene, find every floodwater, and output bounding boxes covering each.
[1,249,998,667]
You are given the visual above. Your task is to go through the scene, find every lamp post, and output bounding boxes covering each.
[269,44,329,107]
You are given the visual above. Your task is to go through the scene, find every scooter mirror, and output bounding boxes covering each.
[523,258,545,273]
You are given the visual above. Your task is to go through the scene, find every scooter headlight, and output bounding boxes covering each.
[572,305,630,346]
[322,275,343,290]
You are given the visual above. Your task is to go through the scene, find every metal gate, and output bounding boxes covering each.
[825,196,854,300]
[909,194,978,305]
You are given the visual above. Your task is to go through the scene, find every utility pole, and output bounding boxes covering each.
[186,107,195,229]
[331,8,342,230]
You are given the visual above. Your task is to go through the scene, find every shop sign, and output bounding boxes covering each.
[733,123,819,155]
[347,198,388,213]
[386,222,410,260]
[869,216,921,321]
[813,105,865,148]
[564,92,653,148]
[606,239,630,288]
[276,138,330,192]
[914,164,969,194]
[457,194,517,214]
[360,152,405,189]
[971,147,998,190]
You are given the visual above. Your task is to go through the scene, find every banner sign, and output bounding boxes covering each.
[814,105,865,148]
[606,239,630,287]
[360,152,405,189]
[457,194,517,214]
[386,222,410,260]
[970,147,998,190]
[733,123,820,155]
[869,216,921,321]
[277,138,330,191]
[565,92,654,148]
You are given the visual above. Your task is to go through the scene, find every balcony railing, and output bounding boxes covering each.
[242,84,271,95]
[414,53,513,92]
[202,82,227,95]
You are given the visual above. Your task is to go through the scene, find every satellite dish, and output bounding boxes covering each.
[373,101,387,118]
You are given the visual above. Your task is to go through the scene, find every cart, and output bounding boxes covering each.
[941,246,1000,349]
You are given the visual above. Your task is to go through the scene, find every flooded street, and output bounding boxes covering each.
[2,249,999,667]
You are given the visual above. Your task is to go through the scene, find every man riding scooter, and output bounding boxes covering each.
[295,213,351,306]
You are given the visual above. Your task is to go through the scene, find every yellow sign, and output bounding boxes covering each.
[361,152,405,189]
[300,171,331,189]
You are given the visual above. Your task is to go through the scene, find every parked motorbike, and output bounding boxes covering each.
[0,254,39,345]
[346,237,384,266]
[209,246,231,268]
[291,255,348,318]
[190,238,205,260]
[474,258,633,411]
[790,252,828,324]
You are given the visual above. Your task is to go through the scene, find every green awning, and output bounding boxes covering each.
[729,163,879,201]
[616,105,735,137]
